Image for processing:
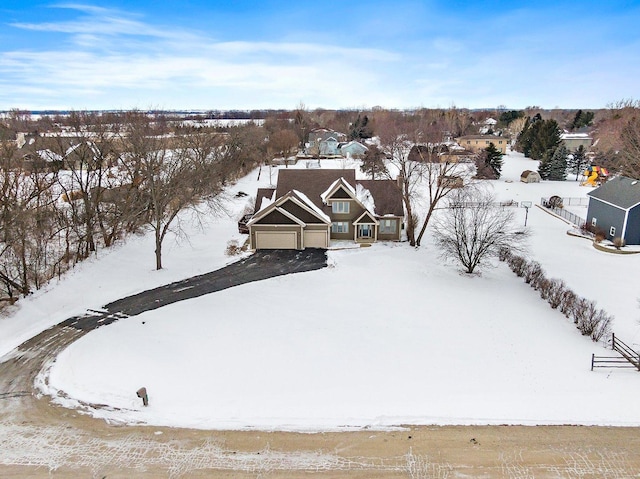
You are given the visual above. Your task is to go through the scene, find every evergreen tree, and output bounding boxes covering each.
[349,114,373,140]
[539,145,568,181]
[498,110,524,127]
[515,113,542,156]
[484,142,503,177]
[529,119,561,161]
[570,110,594,130]
[570,109,583,130]
[567,145,588,180]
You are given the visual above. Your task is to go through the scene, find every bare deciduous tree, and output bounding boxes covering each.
[375,109,475,247]
[126,114,228,270]
[413,149,474,247]
[433,190,528,274]
[267,129,298,167]
[376,112,424,245]
[620,116,640,179]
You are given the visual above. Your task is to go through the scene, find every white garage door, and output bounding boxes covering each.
[304,230,328,248]
[255,231,297,249]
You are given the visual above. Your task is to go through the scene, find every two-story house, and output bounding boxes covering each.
[247,169,404,249]
[306,129,347,156]
[455,135,509,154]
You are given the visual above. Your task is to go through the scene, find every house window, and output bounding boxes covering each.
[331,222,349,233]
[379,219,396,234]
[358,224,372,238]
[610,226,616,236]
[591,217,597,227]
[332,201,350,214]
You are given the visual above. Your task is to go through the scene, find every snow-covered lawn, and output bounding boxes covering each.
[4,151,640,430]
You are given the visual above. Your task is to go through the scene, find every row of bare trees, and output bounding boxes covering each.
[0,111,266,304]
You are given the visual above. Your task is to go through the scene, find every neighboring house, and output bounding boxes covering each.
[339,141,368,158]
[586,176,640,244]
[479,118,497,134]
[306,128,347,156]
[407,144,448,162]
[248,169,404,249]
[455,135,509,154]
[520,170,541,183]
[560,132,592,151]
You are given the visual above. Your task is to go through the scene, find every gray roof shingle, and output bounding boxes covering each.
[587,176,640,210]
[273,169,403,217]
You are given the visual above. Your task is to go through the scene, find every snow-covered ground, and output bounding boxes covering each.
[3,152,640,430]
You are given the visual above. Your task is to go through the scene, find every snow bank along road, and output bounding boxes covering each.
[2,248,640,477]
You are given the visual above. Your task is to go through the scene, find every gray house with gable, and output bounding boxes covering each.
[586,176,640,244]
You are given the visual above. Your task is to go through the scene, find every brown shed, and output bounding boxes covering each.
[521,170,541,183]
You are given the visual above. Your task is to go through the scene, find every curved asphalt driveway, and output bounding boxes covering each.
[61,248,327,330]
[0,248,326,408]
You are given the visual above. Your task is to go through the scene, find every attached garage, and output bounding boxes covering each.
[304,229,329,248]
[255,231,298,250]
[248,191,332,250]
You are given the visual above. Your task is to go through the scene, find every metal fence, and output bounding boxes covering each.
[540,197,586,228]
[448,199,518,209]
[559,197,590,207]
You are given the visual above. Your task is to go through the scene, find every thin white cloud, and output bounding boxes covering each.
[10,4,200,43]
[2,2,639,110]
[1,4,403,109]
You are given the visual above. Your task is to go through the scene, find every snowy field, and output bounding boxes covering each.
[3,151,640,430]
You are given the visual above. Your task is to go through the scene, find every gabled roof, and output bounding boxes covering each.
[275,169,357,210]
[248,190,330,226]
[272,169,404,219]
[357,179,404,217]
[587,176,640,210]
[321,177,357,204]
[339,140,368,151]
[290,190,331,223]
[353,210,378,225]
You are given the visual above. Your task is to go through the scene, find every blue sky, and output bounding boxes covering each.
[1,1,639,111]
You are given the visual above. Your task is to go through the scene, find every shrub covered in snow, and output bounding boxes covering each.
[500,251,612,344]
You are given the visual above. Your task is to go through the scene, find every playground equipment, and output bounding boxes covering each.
[581,166,609,186]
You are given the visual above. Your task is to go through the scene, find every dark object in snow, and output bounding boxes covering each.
[545,195,563,209]
[237,213,253,234]
[137,387,149,406]
[235,191,248,197]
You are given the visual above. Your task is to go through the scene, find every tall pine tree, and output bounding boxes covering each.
[485,142,503,177]
[529,119,561,161]
[539,145,568,181]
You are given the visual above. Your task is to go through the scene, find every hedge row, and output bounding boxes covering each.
[499,248,612,342]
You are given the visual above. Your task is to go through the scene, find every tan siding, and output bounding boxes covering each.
[250,225,301,249]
